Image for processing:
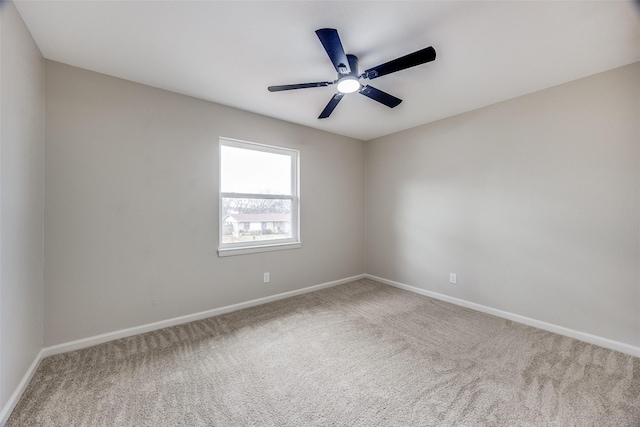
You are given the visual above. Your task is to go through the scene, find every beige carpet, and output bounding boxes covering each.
[7,279,640,426]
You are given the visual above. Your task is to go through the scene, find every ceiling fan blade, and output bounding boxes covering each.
[359,85,402,108]
[318,93,344,119]
[268,81,333,92]
[363,46,436,80]
[315,28,351,75]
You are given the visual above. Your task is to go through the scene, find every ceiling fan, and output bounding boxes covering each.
[268,28,436,119]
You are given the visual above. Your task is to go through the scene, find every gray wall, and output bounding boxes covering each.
[0,0,45,413]
[366,62,640,348]
[44,61,365,346]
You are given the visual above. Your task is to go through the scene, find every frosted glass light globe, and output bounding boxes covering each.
[337,76,360,94]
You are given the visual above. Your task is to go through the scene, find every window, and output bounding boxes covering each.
[218,138,300,256]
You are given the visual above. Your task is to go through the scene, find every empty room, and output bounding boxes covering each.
[1,1,639,425]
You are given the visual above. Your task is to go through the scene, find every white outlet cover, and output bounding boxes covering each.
[449,273,457,284]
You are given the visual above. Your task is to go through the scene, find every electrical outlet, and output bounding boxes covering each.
[264,272,270,283]
[449,273,457,284]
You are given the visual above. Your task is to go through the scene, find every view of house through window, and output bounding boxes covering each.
[219,138,299,253]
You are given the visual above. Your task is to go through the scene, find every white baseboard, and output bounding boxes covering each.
[42,274,366,358]
[367,274,640,358]
[0,348,45,427]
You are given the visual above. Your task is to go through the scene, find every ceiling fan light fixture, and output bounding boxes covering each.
[336,76,360,94]
[267,28,436,118]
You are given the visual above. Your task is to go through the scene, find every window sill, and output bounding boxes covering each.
[217,242,302,257]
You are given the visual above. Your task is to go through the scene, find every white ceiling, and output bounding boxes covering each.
[14,1,640,141]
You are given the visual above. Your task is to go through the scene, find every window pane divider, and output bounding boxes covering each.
[221,193,294,200]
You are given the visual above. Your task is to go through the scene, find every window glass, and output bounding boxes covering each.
[219,138,299,256]
[220,146,291,195]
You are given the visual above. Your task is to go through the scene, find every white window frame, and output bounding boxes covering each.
[218,137,301,257]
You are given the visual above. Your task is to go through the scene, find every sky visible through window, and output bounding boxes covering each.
[221,146,291,195]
